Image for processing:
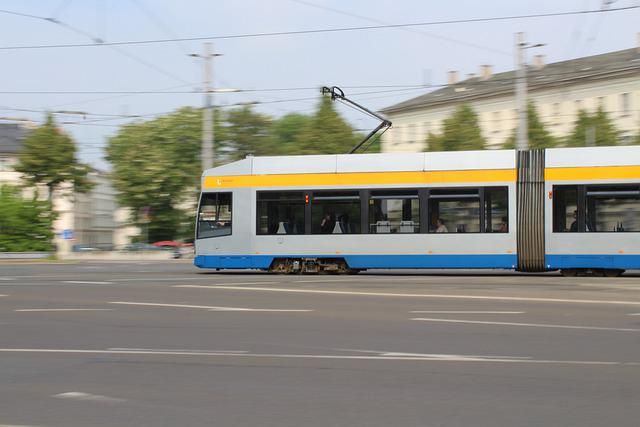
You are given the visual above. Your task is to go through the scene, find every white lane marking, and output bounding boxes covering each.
[62,281,113,285]
[294,279,360,283]
[108,347,248,353]
[410,311,525,314]
[0,294,7,297]
[53,391,125,403]
[174,285,640,306]
[0,277,14,280]
[333,347,531,360]
[0,424,44,427]
[628,313,640,316]
[0,348,631,366]
[15,309,114,312]
[110,277,277,284]
[109,301,312,312]
[412,317,640,332]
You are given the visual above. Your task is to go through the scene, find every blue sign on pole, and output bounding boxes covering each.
[62,229,74,240]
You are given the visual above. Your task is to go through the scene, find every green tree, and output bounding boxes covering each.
[503,101,557,149]
[294,96,360,154]
[270,113,310,155]
[15,113,93,201]
[222,106,274,160]
[105,107,202,242]
[565,106,619,147]
[0,185,55,251]
[424,104,486,151]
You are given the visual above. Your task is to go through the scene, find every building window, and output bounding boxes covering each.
[408,123,417,144]
[552,103,561,125]
[312,191,361,234]
[597,96,606,109]
[369,190,419,234]
[257,192,305,235]
[423,122,430,140]
[428,188,480,233]
[620,93,631,116]
[574,99,582,112]
[197,192,232,238]
[492,112,501,133]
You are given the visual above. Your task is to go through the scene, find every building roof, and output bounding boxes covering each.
[0,123,29,155]
[382,48,640,114]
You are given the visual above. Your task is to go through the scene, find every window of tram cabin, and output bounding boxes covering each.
[585,185,640,232]
[257,192,305,235]
[197,192,232,238]
[553,186,579,232]
[428,189,480,233]
[312,191,361,234]
[369,190,419,233]
[484,187,509,233]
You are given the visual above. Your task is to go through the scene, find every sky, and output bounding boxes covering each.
[1,0,639,170]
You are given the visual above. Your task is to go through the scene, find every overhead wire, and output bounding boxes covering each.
[287,0,511,56]
[0,5,637,50]
[0,6,192,85]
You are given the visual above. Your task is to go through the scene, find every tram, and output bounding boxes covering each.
[194,146,640,276]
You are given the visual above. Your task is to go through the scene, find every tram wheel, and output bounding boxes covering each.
[560,269,578,277]
[604,269,625,277]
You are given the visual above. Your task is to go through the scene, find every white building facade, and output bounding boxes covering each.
[0,123,127,253]
[381,47,640,152]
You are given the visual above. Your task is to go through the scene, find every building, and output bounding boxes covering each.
[381,44,640,152]
[0,122,122,253]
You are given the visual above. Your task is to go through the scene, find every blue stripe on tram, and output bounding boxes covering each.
[194,254,518,270]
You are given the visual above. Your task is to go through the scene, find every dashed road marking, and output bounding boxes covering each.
[62,281,113,285]
[173,284,640,306]
[109,301,312,312]
[410,311,525,314]
[412,317,640,332]
[53,391,125,403]
[0,347,633,366]
[15,309,114,312]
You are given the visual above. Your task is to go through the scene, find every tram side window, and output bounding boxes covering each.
[312,191,361,234]
[257,192,305,235]
[428,189,480,233]
[485,187,509,232]
[553,186,578,232]
[586,185,640,232]
[197,192,232,239]
[369,190,419,234]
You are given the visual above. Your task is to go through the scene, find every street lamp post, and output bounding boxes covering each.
[515,32,545,151]
[190,43,222,172]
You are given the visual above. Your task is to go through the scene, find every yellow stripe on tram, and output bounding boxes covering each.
[545,166,640,181]
[203,169,517,189]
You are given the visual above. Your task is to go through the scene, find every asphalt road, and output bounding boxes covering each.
[1,262,640,427]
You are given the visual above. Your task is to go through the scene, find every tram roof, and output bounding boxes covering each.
[203,146,640,177]
[203,150,516,177]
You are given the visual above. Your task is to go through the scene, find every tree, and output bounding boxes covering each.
[221,106,274,160]
[424,104,486,151]
[503,101,557,149]
[0,185,55,251]
[270,113,310,155]
[15,113,92,201]
[294,96,360,154]
[565,106,619,147]
[105,107,202,242]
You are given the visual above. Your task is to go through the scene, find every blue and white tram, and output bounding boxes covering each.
[194,146,640,276]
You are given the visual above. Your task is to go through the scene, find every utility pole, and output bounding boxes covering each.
[515,33,545,151]
[515,32,528,151]
[191,43,221,171]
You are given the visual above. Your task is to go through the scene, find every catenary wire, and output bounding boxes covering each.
[0,5,637,50]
